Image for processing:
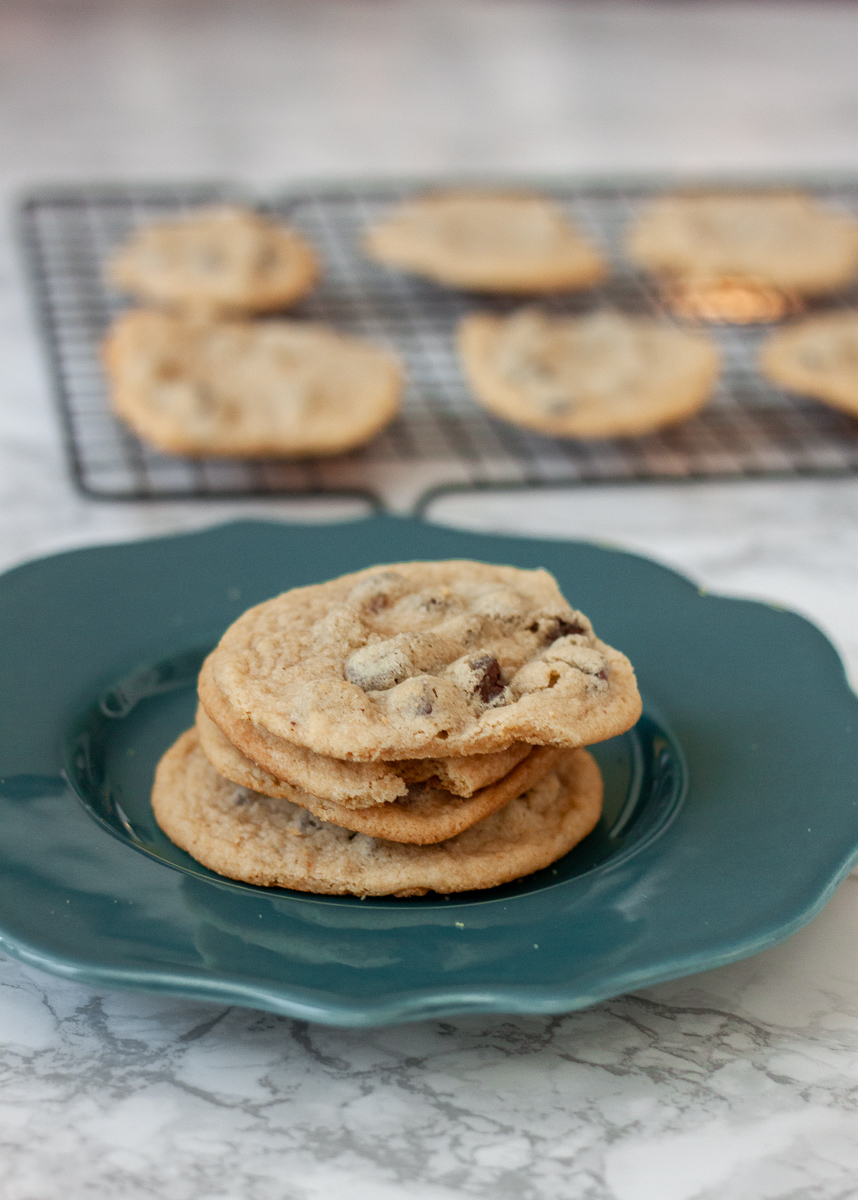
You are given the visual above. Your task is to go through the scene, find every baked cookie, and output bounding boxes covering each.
[152,728,603,896]
[198,707,561,843]
[626,192,858,297]
[196,698,532,807]
[363,191,606,293]
[102,310,403,457]
[202,560,641,762]
[760,311,858,417]
[107,206,318,314]
[458,309,718,438]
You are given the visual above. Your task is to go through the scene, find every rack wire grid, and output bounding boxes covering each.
[19,178,858,513]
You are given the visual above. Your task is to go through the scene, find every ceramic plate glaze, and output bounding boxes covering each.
[1,517,857,1026]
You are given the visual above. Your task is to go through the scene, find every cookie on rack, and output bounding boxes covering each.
[102,309,403,457]
[198,705,562,844]
[760,310,858,417]
[626,192,858,321]
[152,727,603,896]
[201,560,641,763]
[107,206,319,314]
[363,191,607,293]
[458,308,719,438]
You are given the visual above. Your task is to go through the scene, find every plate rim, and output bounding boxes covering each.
[1,515,857,1026]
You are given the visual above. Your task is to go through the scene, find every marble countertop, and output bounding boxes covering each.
[2,3,858,1197]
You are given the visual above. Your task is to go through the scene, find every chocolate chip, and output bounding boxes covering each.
[546,618,586,643]
[418,593,452,614]
[344,639,413,691]
[404,680,437,717]
[365,594,389,614]
[409,776,441,795]
[472,654,505,703]
[597,667,609,681]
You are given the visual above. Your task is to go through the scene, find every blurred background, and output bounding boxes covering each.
[3,0,857,187]
[2,0,858,677]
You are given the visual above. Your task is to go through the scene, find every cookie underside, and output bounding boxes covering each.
[197,706,560,844]
[197,682,533,806]
[152,729,604,896]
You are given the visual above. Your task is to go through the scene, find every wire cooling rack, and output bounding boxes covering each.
[19,178,858,512]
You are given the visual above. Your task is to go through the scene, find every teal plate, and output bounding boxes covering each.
[1,517,857,1026]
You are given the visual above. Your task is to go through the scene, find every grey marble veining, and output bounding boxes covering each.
[3,875,858,1198]
[2,3,858,1196]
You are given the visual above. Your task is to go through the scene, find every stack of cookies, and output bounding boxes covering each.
[103,206,403,458]
[153,560,642,897]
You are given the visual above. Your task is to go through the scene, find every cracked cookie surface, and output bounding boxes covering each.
[102,310,403,457]
[203,560,641,762]
[108,205,319,314]
[626,192,858,294]
[364,191,606,293]
[459,309,718,438]
[198,706,561,843]
[760,311,858,417]
[152,728,603,895]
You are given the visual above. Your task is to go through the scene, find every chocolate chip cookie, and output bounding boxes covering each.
[626,192,858,299]
[200,560,641,762]
[102,310,403,457]
[198,706,561,844]
[459,308,719,438]
[108,205,319,314]
[152,727,603,896]
[760,310,858,417]
[196,696,532,807]
[364,191,607,293]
